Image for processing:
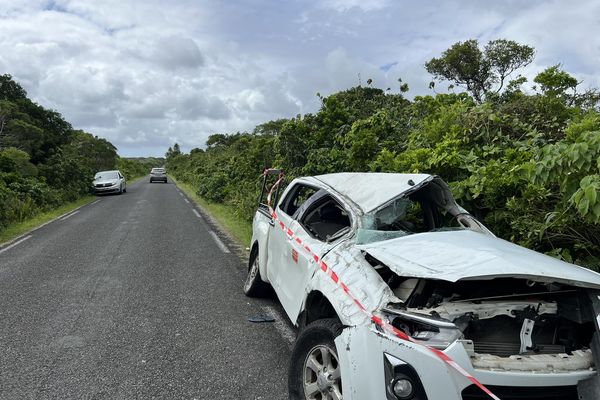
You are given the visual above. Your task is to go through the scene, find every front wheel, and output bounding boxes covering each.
[243,248,270,297]
[289,319,344,400]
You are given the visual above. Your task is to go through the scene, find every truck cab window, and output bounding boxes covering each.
[299,195,351,242]
[279,184,319,216]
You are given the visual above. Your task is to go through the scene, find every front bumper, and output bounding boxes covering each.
[335,325,597,400]
[93,185,119,193]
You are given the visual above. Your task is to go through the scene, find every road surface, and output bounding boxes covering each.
[0,178,293,399]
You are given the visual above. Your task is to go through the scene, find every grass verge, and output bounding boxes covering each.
[169,176,253,247]
[0,175,147,246]
[0,195,96,245]
[128,175,146,184]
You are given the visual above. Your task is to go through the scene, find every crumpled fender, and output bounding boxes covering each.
[301,242,399,327]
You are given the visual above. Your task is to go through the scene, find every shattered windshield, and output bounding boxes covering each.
[357,179,489,244]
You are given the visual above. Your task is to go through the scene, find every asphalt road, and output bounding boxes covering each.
[0,178,293,399]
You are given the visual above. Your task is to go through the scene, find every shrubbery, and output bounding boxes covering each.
[167,40,600,269]
[0,74,158,232]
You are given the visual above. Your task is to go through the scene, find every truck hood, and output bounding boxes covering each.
[357,230,600,289]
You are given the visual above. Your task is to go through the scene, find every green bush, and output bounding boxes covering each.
[0,74,157,232]
[166,48,600,269]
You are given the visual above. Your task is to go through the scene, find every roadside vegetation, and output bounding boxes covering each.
[167,39,600,269]
[119,157,165,180]
[0,74,161,236]
[169,175,253,245]
[0,195,94,243]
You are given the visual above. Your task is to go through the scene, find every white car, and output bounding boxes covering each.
[92,170,126,194]
[245,171,600,400]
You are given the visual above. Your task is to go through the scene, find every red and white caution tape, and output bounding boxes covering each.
[264,170,500,400]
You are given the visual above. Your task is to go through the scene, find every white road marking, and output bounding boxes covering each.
[179,193,183,197]
[184,198,190,204]
[260,305,296,348]
[209,231,231,253]
[192,209,202,219]
[59,210,79,221]
[0,199,98,247]
[0,235,32,255]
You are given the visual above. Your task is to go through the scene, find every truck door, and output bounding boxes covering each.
[267,183,319,314]
[280,192,352,320]
[271,188,352,321]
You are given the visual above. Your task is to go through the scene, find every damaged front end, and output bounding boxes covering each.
[376,272,600,398]
[305,173,600,399]
[382,277,596,368]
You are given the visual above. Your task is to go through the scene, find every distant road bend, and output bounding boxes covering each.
[0,178,291,399]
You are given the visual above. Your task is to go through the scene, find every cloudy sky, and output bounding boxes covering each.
[1,0,599,156]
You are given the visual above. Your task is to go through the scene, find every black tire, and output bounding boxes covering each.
[243,247,270,297]
[289,318,344,400]
[123,187,126,193]
[118,185,123,195]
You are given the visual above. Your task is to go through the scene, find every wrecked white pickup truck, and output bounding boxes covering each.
[244,171,600,400]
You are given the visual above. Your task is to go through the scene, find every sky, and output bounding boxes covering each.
[1,0,599,157]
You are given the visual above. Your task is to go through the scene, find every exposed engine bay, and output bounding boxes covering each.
[372,257,598,372]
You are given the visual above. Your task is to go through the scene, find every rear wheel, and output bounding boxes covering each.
[289,319,344,400]
[243,248,270,297]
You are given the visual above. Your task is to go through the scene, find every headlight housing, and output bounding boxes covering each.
[381,308,462,350]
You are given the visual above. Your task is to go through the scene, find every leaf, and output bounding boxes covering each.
[592,202,600,219]
[585,186,597,206]
[544,212,557,224]
[561,249,573,264]
[575,156,585,170]
[578,197,590,216]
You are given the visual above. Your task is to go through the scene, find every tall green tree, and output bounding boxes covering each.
[0,74,28,101]
[425,39,535,102]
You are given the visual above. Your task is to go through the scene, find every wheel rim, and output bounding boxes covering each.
[244,256,259,292]
[303,344,342,400]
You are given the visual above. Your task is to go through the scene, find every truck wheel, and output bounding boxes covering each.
[243,248,270,297]
[289,319,344,400]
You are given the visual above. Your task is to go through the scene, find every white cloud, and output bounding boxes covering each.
[0,0,598,156]
[319,0,390,12]
[150,36,205,70]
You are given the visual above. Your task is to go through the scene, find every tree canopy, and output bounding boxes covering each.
[425,39,535,102]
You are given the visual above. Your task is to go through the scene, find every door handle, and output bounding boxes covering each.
[269,219,275,227]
